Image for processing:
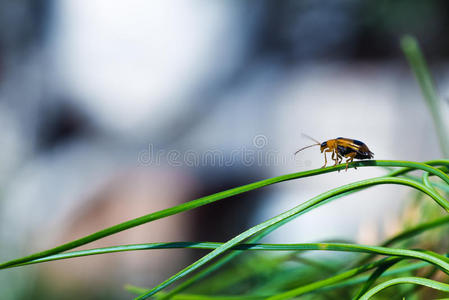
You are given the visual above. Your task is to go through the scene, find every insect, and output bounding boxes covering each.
[295,135,374,171]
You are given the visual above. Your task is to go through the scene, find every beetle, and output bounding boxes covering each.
[295,135,374,171]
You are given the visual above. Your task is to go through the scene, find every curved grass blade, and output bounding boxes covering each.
[404,173,449,194]
[135,177,449,299]
[86,243,448,299]
[0,163,349,269]
[317,261,429,293]
[164,161,449,298]
[2,160,447,271]
[11,241,445,298]
[266,257,400,300]
[266,247,449,300]
[13,242,449,270]
[400,266,439,299]
[354,215,449,267]
[353,258,402,299]
[423,171,438,193]
[386,159,449,177]
[268,258,443,297]
[160,189,362,299]
[382,216,449,247]
[359,277,449,300]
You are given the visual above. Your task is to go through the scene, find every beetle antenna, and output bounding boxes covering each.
[294,143,320,155]
[301,133,321,144]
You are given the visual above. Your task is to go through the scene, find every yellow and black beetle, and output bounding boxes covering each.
[295,135,374,171]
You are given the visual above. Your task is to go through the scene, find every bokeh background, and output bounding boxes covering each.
[1,1,449,299]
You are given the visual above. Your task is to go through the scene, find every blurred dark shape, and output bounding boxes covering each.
[248,0,449,64]
[34,168,196,299]
[191,166,269,242]
[252,0,355,62]
[37,101,92,151]
[352,0,449,60]
[0,0,48,59]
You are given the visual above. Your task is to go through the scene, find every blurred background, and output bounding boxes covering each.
[1,0,449,299]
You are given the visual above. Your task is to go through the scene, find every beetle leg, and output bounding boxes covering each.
[334,151,343,172]
[332,150,341,173]
[321,152,328,168]
[344,152,357,171]
[338,154,343,165]
[321,149,333,168]
[331,151,338,166]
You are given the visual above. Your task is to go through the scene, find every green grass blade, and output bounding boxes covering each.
[164,160,449,299]
[0,163,344,269]
[112,243,449,299]
[135,176,449,299]
[353,258,401,299]
[401,35,449,157]
[382,215,449,247]
[423,171,438,193]
[12,242,449,269]
[160,188,363,299]
[125,285,265,299]
[385,159,449,178]
[359,277,449,300]
[8,244,448,298]
[317,261,430,292]
[404,174,449,193]
[2,160,447,271]
[266,257,399,300]
[266,246,449,300]
[400,266,439,299]
[354,215,449,267]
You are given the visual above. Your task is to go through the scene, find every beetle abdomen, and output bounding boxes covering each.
[336,139,374,160]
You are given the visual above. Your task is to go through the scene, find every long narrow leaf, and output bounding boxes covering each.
[136,176,449,299]
[353,258,402,299]
[160,188,363,299]
[359,277,449,300]
[401,35,449,157]
[10,242,449,269]
[354,215,449,267]
[2,160,448,270]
